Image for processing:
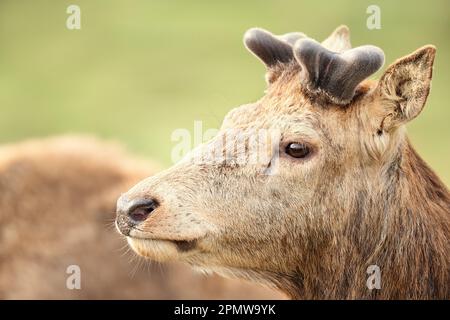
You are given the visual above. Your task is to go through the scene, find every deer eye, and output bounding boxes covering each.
[285,142,310,159]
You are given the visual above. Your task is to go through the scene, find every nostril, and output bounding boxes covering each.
[127,199,158,223]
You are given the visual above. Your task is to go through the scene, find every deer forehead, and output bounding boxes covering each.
[221,72,376,147]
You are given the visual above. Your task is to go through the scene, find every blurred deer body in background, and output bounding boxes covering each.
[0,136,283,299]
[117,26,450,299]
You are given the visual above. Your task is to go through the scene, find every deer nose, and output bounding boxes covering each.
[116,196,159,235]
[126,198,158,222]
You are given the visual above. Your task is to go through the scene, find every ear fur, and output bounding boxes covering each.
[377,45,436,129]
[321,25,351,53]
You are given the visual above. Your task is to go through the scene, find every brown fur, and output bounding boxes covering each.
[0,136,284,299]
[117,28,449,299]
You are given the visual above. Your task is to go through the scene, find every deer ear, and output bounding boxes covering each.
[321,25,351,53]
[377,46,436,129]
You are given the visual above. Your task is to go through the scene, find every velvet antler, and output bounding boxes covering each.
[244,26,384,104]
[293,39,384,104]
[244,28,306,67]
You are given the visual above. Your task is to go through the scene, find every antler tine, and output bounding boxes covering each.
[322,25,351,53]
[293,38,384,105]
[244,28,293,67]
[244,28,306,67]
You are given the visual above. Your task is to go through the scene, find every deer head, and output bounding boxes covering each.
[115,26,438,298]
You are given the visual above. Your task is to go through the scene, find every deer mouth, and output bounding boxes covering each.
[172,239,198,251]
[126,237,200,262]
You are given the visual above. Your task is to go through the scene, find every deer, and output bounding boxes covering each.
[115,26,450,299]
[0,135,282,299]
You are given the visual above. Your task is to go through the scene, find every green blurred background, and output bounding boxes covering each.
[0,0,448,184]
